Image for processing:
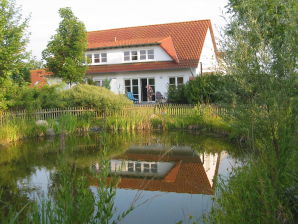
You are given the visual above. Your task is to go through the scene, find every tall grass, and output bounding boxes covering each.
[204,104,298,224]
[0,105,231,144]
[0,113,98,144]
[104,105,231,134]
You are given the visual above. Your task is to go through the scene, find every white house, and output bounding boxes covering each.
[85,20,219,103]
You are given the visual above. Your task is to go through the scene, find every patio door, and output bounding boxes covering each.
[141,78,155,102]
[124,79,139,102]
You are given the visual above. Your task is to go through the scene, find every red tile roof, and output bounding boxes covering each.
[30,69,52,88]
[87,20,217,74]
[88,37,165,49]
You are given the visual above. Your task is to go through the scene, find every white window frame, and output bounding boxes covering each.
[123,49,155,62]
[169,76,184,87]
[85,52,108,64]
[124,78,140,102]
[94,80,103,87]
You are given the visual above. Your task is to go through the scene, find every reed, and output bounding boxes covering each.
[0,151,134,224]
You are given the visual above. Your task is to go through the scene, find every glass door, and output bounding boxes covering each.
[141,78,155,102]
[125,79,140,102]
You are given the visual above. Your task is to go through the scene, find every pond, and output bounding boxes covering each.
[0,131,241,223]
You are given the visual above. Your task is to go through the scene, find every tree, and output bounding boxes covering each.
[221,0,297,149]
[207,0,298,223]
[12,53,44,84]
[0,0,29,110]
[42,7,87,85]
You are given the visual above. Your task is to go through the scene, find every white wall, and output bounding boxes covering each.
[88,68,193,101]
[85,45,172,65]
[196,28,218,75]
[201,152,221,187]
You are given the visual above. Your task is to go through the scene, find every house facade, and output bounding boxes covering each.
[85,20,219,103]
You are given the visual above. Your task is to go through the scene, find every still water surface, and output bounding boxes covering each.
[0,131,240,223]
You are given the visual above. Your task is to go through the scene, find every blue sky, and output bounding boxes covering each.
[16,0,228,60]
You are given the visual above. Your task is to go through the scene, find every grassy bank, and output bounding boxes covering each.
[0,113,96,145]
[0,105,232,144]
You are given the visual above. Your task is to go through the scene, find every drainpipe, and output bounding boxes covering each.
[190,68,195,77]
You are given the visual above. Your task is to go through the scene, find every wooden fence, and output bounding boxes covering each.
[0,104,228,125]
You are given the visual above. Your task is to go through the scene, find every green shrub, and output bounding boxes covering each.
[8,85,64,110]
[62,84,132,112]
[167,85,187,103]
[167,74,235,104]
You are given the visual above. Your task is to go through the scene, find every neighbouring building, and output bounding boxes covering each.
[30,69,53,88]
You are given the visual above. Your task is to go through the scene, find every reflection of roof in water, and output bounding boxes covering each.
[112,162,213,195]
[90,147,216,195]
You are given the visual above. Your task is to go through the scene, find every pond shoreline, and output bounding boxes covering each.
[0,108,233,146]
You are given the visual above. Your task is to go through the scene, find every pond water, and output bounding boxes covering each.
[0,131,240,223]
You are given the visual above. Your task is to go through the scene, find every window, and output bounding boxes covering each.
[94,54,100,63]
[101,53,107,62]
[124,51,130,61]
[135,163,141,172]
[128,162,134,172]
[125,79,139,101]
[123,49,154,62]
[147,49,154,59]
[169,77,184,87]
[85,52,107,64]
[131,51,138,61]
[140,50,146,60]
[169,77,176,88]
[86,54,92,64]
[94,80,103,86]
[177,77,184,86]
[151,164,157,173]
[143,163,150,173]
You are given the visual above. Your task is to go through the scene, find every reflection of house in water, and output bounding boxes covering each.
[91,144,223,195]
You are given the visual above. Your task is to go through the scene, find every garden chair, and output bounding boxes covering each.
[127,92,138,103]
[155,91,166,104]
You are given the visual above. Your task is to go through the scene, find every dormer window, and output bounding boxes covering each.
[124,51,130,61]
[94,54,100,63]
[101,53,107,62]
[148,49,154,59]
[123,49,154,62]
[131,51,138,61]
[140,50,146,60]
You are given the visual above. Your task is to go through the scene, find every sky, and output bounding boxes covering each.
[15,0,229,60]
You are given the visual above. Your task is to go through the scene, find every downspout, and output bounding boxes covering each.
[190,68,195,77]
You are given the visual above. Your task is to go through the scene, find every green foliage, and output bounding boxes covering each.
[12,54,44,84]
[207,148,298,224]
[167,74,234,104]
[0,118,47,144]
[0,0,28,83]
[42,7,87,85]
[8,85,64,110]
[185,74,228,104]
[62,84,132,111]
[102,79,111,89]
[205,0,298,223]
[167,85,186,103]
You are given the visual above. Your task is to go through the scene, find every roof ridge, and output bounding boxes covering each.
[87,19,211,33]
